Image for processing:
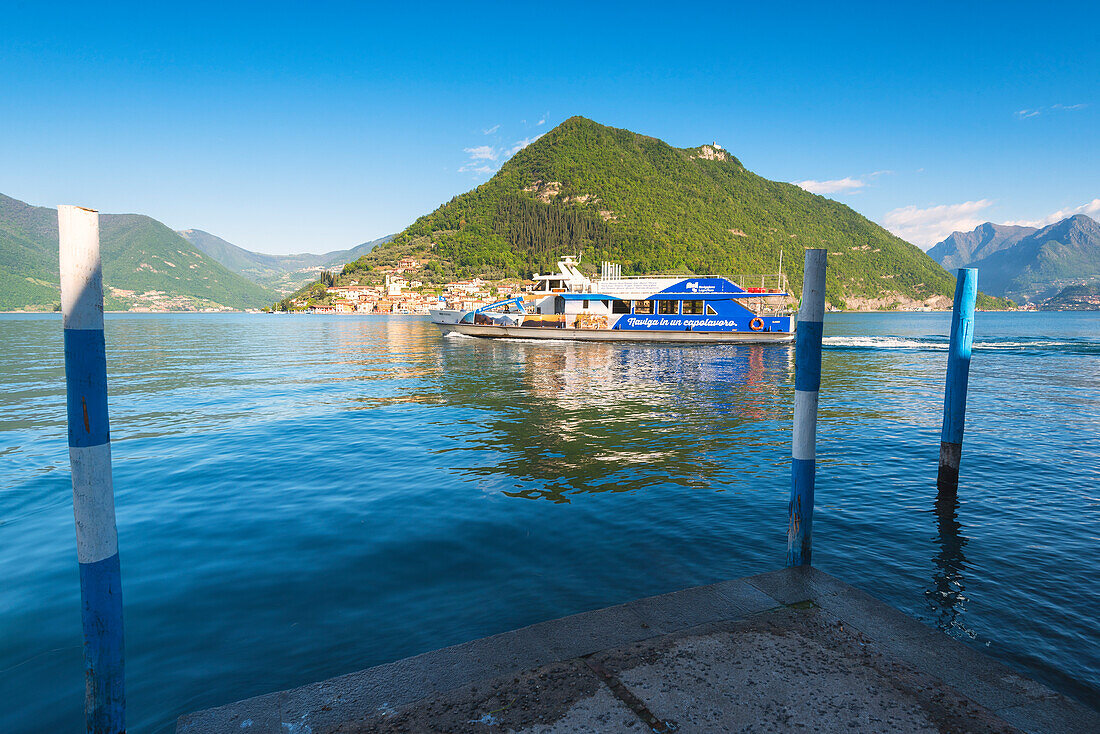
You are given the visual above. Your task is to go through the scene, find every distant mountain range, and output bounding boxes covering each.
[179,229,391,294]
[342,116,1008,310]
[928,214,1100,303]
[0,193,274,310]
[0,192,391,310]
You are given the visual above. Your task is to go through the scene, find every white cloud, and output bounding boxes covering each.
[507,134,544,156]
[1005,199,1100,228]
[793,170,890,196]
[464,145,498,160]
[537,117,546,126]
[482,124,500,135]
[458,163,495,175]
[881,199,994,249]
[458,144,500,177]
[457,133,546,178]
[794,177,867,195]
[1016,103,1087,118]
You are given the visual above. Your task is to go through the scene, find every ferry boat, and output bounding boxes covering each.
[429,257,795,343]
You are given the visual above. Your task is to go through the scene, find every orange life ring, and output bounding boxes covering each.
[749,317,765,331]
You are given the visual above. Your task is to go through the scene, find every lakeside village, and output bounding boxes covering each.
[270,255,1099,314]
[278,257,520,315]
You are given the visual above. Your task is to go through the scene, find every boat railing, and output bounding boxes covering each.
[731,273,789,293]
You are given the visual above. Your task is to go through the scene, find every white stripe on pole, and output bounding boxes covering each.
[792,390,819,461]
[59,206,104,331]
[799,265,826,323]
[69,444,120,564]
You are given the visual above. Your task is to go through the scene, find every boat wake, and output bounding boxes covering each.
[823,335,1099,355]
[823,336,943,350]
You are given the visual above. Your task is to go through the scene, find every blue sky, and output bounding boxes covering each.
[2,1,1096,253]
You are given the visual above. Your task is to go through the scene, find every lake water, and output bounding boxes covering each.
[1,312,1098,732]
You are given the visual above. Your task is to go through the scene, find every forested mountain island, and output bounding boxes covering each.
[313,116,1009,311]
[929,214,1100,304]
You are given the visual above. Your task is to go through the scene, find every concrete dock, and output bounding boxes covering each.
[177,567,1097,733]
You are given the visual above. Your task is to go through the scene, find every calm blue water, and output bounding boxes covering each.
[1,312,1098,731]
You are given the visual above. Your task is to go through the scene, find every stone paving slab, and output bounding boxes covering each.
[590,607,1017,734]
[744,567,1099,731]
[177,567,1099,734]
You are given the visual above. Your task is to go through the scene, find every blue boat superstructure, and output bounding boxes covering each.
[430,258,795,343]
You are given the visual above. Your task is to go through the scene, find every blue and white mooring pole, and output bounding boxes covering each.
[937,268,977,490]
[60,205,125,733]
[787,248,827,567]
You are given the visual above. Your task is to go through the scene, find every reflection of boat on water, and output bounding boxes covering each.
[431,332,792,502]
[430,257,795,343]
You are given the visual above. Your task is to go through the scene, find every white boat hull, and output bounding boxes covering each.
[428,308,466,324]
[436,322,794,343]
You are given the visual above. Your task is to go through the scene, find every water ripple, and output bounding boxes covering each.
[0,311,1097,732]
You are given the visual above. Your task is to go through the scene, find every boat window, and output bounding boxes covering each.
[658,300,679,315]
[633,300,654,314]
[705,303,718,315]
[582,299,589,309]
[682,300,704,315]
[612,300,630,314]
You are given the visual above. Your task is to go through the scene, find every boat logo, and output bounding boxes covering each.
[686,281,700,292]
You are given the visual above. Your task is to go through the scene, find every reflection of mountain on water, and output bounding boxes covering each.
[433,338,794,502]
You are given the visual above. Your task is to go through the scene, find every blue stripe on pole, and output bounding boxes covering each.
[64,328,111,448]
[79,552,125,732]
[787,457,816,566]
[793,320,824,393]
[941,269,977,445]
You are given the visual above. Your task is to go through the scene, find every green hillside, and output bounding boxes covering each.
[345,117,1008,309]
[0,196,67,309]
[0,194,275,310]
[1039,282,1100,311]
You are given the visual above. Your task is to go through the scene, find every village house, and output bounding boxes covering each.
[393,257,421,274]
[385,275,406,297]
[327,285,364,301]
[443,278,487,298]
